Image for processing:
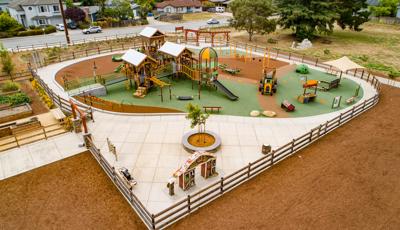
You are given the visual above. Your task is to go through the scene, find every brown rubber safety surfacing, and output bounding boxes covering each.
[0,151,147,230]
[188,133,216,147]
[171,85,400,230]
[55,54,122,87]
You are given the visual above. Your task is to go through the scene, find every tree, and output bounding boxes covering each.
[370,0,400,17]
[336,0,371,31]
[0,12,24,32]
[65,7,86,23]
[136,0,155,19]
[65,0,74,8]
[229,0,277,41]
[112,0,134,20]
[186,103,209,135]
[0,44,15,78]
[278,0,338,40]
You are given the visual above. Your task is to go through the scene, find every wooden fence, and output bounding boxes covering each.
[0,122,68,152]
[29,38,382,229]
[0,70,32,82]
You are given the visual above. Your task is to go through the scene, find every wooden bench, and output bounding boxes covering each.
[203,106,222,113]
[51,108,66,122]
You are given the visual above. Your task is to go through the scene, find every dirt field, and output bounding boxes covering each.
[0,151,146,230]
[171,85,400,229]
[55,54,123,86]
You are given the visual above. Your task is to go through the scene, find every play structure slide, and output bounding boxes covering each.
[213,79,239,101]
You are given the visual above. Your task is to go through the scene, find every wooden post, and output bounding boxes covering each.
[289,52,291,60]
[43,127,47,139]
[291,139,295,153]
[315,58,319,66]
[220,177,224,194]
[151,215,155,230]
[85,49,88,56]
[247,163,251,178]
[338,113,342,125]
[270,150,274,165]
[317,124,322,137]
[14,135,19,147]
[97,47,100,54]
[309,130,313,142]
[301,54,305,63]
[187,195,191,213]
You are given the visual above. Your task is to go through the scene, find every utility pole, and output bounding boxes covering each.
[59,0,70,44]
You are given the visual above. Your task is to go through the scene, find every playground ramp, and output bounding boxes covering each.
[213,79,239,101]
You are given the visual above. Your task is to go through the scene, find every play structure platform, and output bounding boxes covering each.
[213,79,239,101]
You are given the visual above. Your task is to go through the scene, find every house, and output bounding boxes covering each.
[0,0,11,12]
[397,5,400,18]
[105,0,141,19]
[8,0,66,28]
[156,0,202,14]
[209,0,233,8]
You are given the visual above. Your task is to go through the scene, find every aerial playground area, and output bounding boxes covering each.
[56,27,363,117]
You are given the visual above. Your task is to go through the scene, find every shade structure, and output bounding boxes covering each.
[139,27,164,38]
[121,49,147,67]
[323,56,365,72]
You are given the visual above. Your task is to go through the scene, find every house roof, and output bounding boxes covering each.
[324,56,365,72]
[121,49,147,67]
[139,27,165,38]
[158,42,187,58]
[156,0,202,8]
[9,0,60,11]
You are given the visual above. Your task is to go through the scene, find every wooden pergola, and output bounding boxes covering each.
[139,27,166,55]
[182,28,230,46]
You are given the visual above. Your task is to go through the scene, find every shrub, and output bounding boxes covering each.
[388,70,400,79]
[1,81,20,92]
[323,49,331,55]
[44,25,56,34]
[29,25,37,30]
[0,92,30,106]
[140,19,149,25]
[267,38,278,44]
[31,79,54,108]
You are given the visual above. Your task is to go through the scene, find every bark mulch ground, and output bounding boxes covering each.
[0,151,146,230]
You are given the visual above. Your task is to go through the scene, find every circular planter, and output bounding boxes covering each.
[182,130,221,153]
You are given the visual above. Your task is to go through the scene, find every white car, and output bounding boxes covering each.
[82,26,102,34]
[215,6,225,13]
[56,24,64,31]
[207,18,220,25]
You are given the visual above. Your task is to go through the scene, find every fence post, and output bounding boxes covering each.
[247,163,251,178]
[43,128,47,139]
[151,214,155,230]
[14,135,19,147]
[338,113,342,125]
[288,52,291,60]
[291,139,295,153]
[309,130,313,142]
[317,124,322,137]
[72,51,75,59]
[301,54,305,63]
[270,150,275,165]
[220,177,224,194]
[187,195,191,213]
[324,121,328,134]
[85,49,88,56]
[97,47,100,54]
[315,58,319,66]
[351,106,355,118]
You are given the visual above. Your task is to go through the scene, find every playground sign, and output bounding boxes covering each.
[332,96,342,109]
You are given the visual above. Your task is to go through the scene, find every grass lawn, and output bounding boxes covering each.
[229,21,400,77]
[182,12,226,21]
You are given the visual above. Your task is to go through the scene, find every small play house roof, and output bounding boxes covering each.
[324,56,365,72]
[121,49,147,67]
[139,27,165,38]
[173,151,216,177]
[158,42,187,58]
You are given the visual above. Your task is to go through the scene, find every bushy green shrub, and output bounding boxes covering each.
[0,92,30,105]
[29,25,37,30]
[1,81,20,92]
[44,25,56,33]
[388,70,400,79]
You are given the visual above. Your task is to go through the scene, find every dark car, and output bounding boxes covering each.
[67,21,77,29]
[207,8,216,13]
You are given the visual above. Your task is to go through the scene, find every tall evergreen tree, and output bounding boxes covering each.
[336,0,370,31]
[277,0,338,40]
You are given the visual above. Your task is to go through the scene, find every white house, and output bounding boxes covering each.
[8,0,66,28]
[156,0,202,14]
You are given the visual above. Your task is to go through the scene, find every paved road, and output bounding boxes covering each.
[0,18,229,50]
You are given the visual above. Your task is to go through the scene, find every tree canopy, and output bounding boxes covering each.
[229,0,277,41]
[112,0,134,20]
[65,7,86,23]
[277,0,371,40]
[370,0,400,17]
[136,0,156,19]
[0,12,24,32]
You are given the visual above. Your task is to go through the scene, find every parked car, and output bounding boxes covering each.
[82,26,102,34]
[67,21,77,29]
[207,18,220,25]
[215,6,225,13]
[207,8,216,13]
[56,24,64,31]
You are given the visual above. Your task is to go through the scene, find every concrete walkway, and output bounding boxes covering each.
[0,133,85,180]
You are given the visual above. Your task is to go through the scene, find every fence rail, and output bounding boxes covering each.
[28,38,381,229]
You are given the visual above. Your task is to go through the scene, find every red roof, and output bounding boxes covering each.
[156,0,202,8]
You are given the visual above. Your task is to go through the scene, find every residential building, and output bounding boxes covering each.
[0,0,11,12]
[156,0,202,14]
[8,0,66,28]
[397,5,400,18]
